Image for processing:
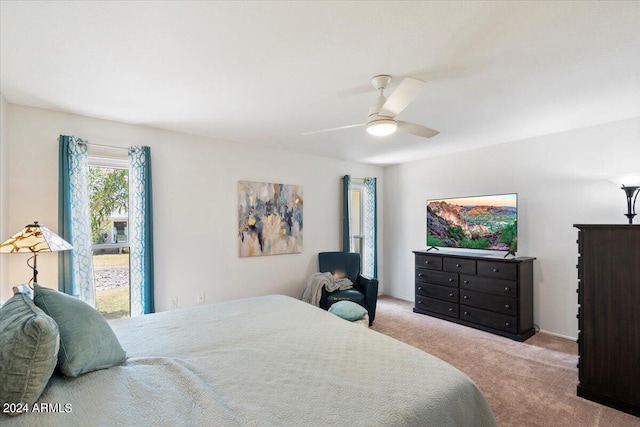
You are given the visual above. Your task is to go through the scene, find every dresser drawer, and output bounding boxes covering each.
[415,254,443,271]
[413,250,535,342]
[577,256,582,280]
[415,268,458,288]
[416,296,458,318]
[460,274,517,297]
[577,306,582,331]
[416,283,458,302]
[477,261,518,280]
[460,305,517,333]
[443,257,476,275]
[459,288,517,316]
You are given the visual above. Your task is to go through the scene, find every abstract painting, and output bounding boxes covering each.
[238,180,303,257]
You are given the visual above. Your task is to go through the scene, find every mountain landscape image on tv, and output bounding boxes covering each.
[427,193,518,252]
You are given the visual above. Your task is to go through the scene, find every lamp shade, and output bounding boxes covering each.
[0,221,73,254]
[366,118,397,137]
[608,173,640,187]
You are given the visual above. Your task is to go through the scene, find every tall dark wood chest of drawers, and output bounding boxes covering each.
[413,250,536,341]
[574,224,640,417]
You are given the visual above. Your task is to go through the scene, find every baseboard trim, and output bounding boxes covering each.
[538,329,576,341]
[384,295,579,341]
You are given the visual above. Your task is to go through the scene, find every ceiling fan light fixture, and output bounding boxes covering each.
[302,74,438,139]
[366,118,397,137]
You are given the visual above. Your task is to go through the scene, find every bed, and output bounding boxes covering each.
[3,295,497,426]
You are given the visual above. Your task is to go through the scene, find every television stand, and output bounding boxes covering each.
[504,250,516,258]
[425,246,439,252]
[413,250,536,341]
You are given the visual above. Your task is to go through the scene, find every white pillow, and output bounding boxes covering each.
[12,284,34,299]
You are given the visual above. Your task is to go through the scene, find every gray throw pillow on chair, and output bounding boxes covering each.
[328,300,368,321]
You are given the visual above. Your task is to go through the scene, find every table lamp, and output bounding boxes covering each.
[0,221,73,284]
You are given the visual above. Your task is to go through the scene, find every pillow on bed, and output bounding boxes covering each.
[328,300,368,321]
[33,283,126,377]
[0,292,60,416]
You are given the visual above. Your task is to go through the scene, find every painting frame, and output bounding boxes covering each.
[238,180,303,257]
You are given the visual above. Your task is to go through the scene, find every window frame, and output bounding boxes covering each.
[88,156,130,253]
[350,180,366,258]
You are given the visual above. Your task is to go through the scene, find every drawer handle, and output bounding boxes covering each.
[505,322,511,327]
[463,311,470,315]
[493,268,499,272]
[448,293,454,297]
[448,278,454,282]
[418,273,424,277]
[425,261,430,264]
[448,308,454,312]
[504,286,511,292]
[462,295,469,299]
[505,304,511,309]
[456,263,462,268]
[463,280,469,284]
[418,301,423,304]
[418,287,423,291]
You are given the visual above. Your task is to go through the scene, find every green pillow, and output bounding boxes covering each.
[0,292,60,416]
[33,284,126,377]
[328,300,368,321]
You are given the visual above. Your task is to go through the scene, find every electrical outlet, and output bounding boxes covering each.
[197,293,205,304]
[171,296,178,309]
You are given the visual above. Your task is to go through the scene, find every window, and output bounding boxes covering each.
[344,176,377,278]
[350,183,365,256]
[88,156,130,319]
[59,135,154,315]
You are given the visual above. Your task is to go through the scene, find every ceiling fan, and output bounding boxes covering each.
[303,74,439,139]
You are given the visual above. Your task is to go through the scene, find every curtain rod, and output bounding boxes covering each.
[76,140,135,152]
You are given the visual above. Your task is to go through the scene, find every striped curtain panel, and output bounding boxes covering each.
[128,146,155,315]
[58,135,96,306]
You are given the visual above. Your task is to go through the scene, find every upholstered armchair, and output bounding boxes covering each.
[318,251,379,326]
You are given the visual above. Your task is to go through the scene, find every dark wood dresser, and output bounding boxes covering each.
[574,224,640,417]
[412,250,536,341]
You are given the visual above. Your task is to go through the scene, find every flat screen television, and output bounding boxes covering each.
[426,193,518,254]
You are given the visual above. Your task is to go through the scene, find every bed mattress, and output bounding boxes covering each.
[2,295,497,426]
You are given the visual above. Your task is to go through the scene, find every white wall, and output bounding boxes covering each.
[4,100,637,339]
[383,117,640,339]
[1,103,384,307]
[0,95,8,302]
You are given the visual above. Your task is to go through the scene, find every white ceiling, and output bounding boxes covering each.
[1,1,639,166]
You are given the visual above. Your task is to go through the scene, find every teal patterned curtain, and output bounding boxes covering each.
[363,177,377,278]
[58,135,96,306]
[128,146,154,315]
[342,175,352,252]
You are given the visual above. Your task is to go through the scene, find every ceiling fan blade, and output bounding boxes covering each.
[302,123,364,135]
[397,121,440,138]
[379,77,425,117]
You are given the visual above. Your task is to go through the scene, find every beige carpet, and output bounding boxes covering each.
[371,296,639,427]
